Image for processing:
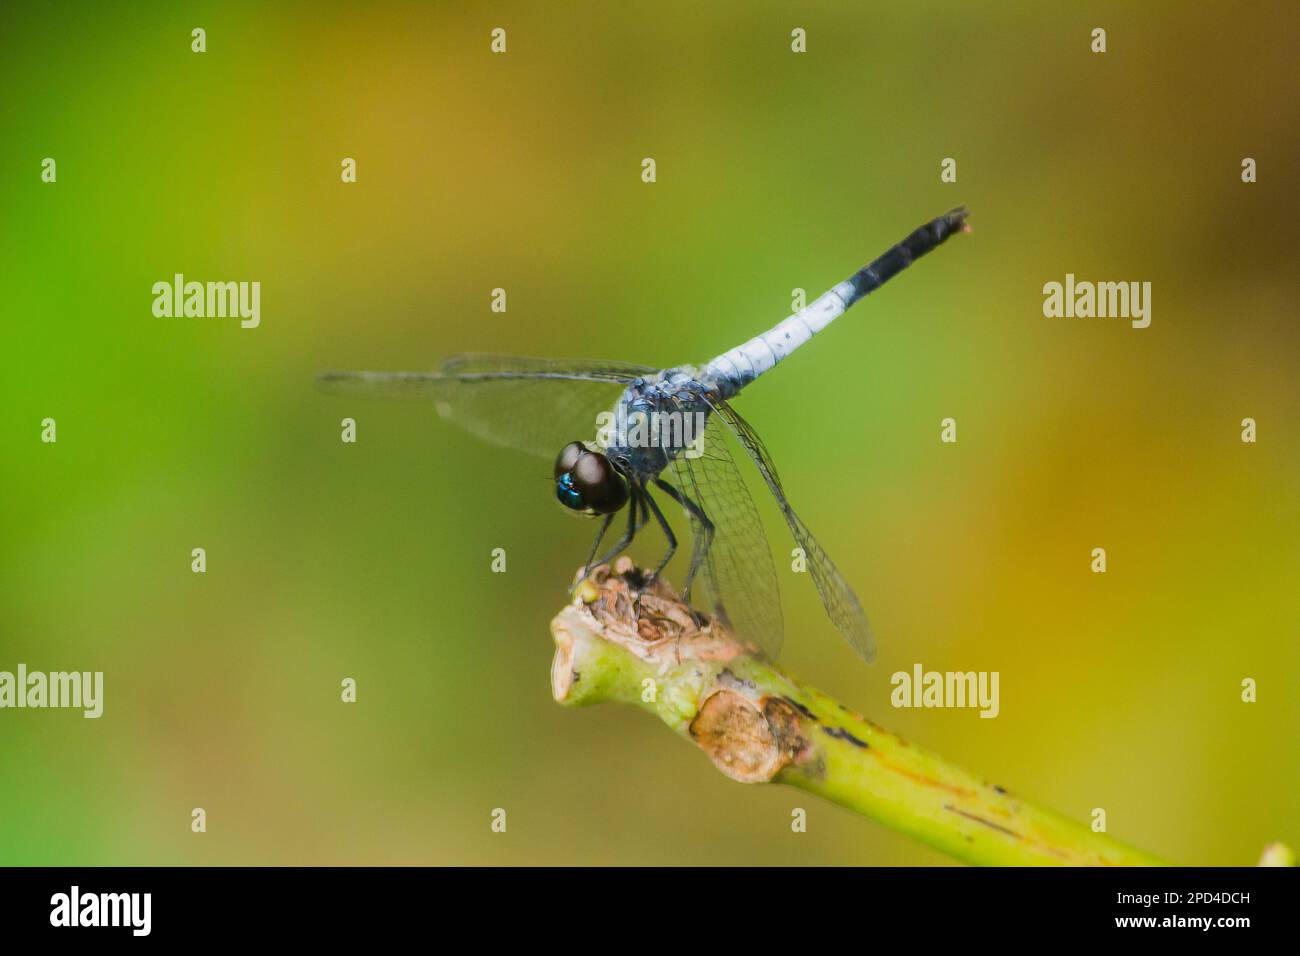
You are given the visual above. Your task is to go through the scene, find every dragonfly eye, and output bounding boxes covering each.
[553,443,629,516]
[571,451,629,515]
[555,472,587,512]
[554,441,587,479]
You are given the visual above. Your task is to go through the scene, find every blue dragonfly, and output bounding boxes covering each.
[321,208,969,663]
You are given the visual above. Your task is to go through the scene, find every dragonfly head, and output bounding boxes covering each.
[554,441,629,516]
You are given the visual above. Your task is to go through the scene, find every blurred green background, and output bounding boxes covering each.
[2,1,1296,865]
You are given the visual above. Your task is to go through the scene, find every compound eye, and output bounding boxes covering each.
[570,451,629,515]
[554,441,587,479]
[555,472,586,511]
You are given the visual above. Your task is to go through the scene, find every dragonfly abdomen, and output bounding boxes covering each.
[701,207,969,398]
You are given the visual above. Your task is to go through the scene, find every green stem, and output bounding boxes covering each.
[552,562,1170,866]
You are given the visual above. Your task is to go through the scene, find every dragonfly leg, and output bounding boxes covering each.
[640,485,677,580]
[574,512,614,584]
[582,486,645,575]
[653,477,713,602]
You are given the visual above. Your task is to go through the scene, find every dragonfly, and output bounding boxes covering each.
[320,207,969,663]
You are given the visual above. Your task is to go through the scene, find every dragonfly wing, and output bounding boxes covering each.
[318,354,655,459]
[667,412,784,659]
[708,398,876,663]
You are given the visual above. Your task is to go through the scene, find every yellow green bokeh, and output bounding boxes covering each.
[1,1,1296,865]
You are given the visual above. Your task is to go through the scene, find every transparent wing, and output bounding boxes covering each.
[667,412,784,659]
[709,398,876,663]
[318,354,655,459]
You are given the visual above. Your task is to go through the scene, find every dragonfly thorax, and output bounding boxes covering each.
[600,369,715,481]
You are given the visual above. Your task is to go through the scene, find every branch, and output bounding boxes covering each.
[552,560,1190,867]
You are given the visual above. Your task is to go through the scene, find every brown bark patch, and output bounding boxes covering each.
[689,690,812,782]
